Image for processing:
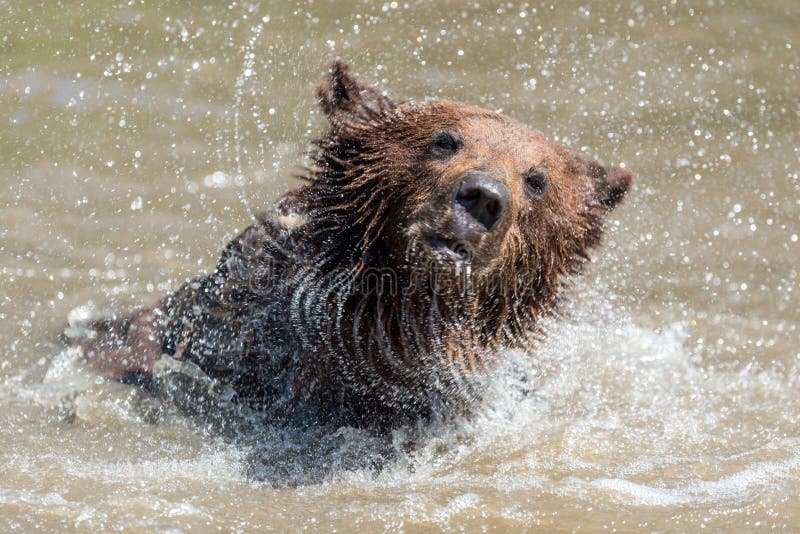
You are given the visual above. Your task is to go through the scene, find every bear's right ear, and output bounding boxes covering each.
[316,60,395,124]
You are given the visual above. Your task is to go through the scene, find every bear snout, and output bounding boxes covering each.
[453,172,510,232]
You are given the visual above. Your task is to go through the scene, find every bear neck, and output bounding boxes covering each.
[285,257,490,426]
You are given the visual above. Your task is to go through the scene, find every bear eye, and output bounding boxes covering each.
[524,167,548,197]
[430,130,462,157]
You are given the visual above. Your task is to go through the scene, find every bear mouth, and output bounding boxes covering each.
[426,236,473,262]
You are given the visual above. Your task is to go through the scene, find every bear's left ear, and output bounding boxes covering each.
[316,60,395,124]
[583,158,634,209]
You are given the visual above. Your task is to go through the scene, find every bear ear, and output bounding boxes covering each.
[316,60,395,123]
[583,158,634,209]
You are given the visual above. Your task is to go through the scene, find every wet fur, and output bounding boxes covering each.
[69,61,633,430]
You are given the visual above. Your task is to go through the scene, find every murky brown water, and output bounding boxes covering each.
[2,0,799,530]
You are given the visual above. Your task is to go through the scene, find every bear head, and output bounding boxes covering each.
[291,61,633,375]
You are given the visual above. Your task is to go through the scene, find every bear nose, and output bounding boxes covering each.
[454,172,510,231]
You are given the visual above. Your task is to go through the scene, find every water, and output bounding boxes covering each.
[2,0,799,530]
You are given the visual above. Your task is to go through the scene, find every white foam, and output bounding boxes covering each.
[592,445,800,506]
[5,347,99,410]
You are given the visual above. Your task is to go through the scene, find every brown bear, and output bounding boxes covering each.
[68,61,632,430]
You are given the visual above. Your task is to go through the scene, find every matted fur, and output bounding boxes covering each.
[69,61,633,429]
